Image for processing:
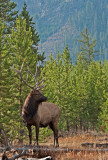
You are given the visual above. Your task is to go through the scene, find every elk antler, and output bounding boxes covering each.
[11,62,44,90]
[11,62,34,89]
[27,63,44,89]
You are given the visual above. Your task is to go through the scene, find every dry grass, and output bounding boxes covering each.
[41,132,108,159]
[0,132,108,159]
[56,151,108,160]
[45,132,107,147]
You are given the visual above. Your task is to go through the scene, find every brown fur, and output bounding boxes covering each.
[22,89,60,147]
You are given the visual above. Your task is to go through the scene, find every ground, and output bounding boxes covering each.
[0,131,108,159]
[41,132,108,159]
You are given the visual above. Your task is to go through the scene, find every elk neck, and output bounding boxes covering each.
[22,93,42,121]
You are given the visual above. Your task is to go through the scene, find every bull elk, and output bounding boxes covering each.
[12,63,60,147]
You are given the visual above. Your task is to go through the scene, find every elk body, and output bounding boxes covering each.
[12,62,60,147]
[22,89,60,147]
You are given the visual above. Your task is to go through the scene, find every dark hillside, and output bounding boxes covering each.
[12,0,108,60]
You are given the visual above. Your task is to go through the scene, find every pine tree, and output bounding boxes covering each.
[61,46,72,130]
[0,21,6,138]
[5,15,38,141]
[72,57,88,131]
[77,28,99,66]
[41,47,73,131]
[0,21,13,142]
[21,2,45,64]
[98,60,108,131]
[41,53,57,102]
[0,21,9,111]
[8,15,35,104]
[98,99,108,132]
[0,0,18,32]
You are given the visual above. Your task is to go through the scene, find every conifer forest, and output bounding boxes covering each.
[0,0,108,154]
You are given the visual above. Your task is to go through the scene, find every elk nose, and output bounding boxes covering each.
[44,96,47,101]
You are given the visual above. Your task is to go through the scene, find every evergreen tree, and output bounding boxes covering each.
[41,47,73,130]
[41,53,58,102]
[72,57,88,130]
[98,61,108,131]
[77,28,99,66]
[0,21,14,142]
[0,22,5,96]
[0,0,18,32]
[5,15,37,141]
[98,99,108,132]
[21,2,45,64]
[60,46,72,130]
[0,21,6,137]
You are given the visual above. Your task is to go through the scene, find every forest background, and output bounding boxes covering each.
[0,0,108,143]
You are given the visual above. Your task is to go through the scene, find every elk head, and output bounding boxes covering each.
[30,89,47,102]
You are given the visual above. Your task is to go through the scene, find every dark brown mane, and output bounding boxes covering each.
[22,92,41,121]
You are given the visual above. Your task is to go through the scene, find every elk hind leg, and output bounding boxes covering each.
[49,122,59,147]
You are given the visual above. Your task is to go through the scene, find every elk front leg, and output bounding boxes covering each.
[27,124,32,145]
[35,125,39,146]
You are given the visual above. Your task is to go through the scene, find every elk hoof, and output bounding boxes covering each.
[56,144,59,148]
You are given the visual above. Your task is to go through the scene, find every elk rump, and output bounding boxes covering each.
[22,89,60,147]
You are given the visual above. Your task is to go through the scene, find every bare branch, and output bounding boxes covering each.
[2,150,26,160]
[11,150,26,160]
